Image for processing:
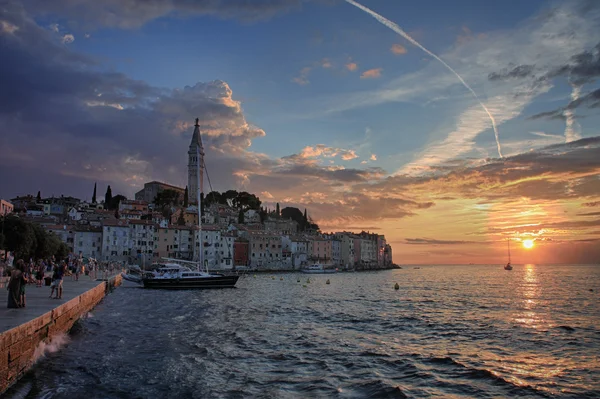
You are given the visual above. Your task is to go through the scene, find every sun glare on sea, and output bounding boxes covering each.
[523,239,534,249]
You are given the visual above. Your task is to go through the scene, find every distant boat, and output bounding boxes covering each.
[301,263,337,274]
[504,239,513,270]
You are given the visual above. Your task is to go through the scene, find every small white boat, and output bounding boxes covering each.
[122,265,143,283]
[300,264,337,274]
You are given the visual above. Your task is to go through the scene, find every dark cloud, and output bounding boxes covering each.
[0,5,267,198]
[583,201,600,207]
[577,212,600,217]
[546,42,600,84]
[404,238,477,245]
[488,64,536,81]
[530,88,600,120]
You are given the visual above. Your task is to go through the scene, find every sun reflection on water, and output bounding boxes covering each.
[513,264,547,328]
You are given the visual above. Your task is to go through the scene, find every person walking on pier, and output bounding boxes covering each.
[7,259,26,308]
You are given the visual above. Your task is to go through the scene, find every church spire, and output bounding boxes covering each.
[188,118,204,205]
[190,117,203,149]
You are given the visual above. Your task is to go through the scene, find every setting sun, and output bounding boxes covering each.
[523,239,535,249]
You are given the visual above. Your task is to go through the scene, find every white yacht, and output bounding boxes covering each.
[300,263,337,274]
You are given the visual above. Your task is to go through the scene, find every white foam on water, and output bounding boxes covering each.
[32,333,71,363]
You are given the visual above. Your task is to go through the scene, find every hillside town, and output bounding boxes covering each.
[0,120,394,271]
[0,188,394,271]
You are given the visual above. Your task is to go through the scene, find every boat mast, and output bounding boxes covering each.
[507,238,511,263]
[195,118,205,274]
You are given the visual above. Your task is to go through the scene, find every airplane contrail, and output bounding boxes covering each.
[345,0,503,158]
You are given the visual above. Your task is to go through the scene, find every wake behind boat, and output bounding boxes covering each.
[301,263,337,274]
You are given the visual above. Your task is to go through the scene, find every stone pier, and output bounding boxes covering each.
[0,274,122,393]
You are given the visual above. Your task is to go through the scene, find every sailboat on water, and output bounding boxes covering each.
[122,118,239,289]
[504,239,513,270]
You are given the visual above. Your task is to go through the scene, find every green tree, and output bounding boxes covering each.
[184,186,189,207]
[177,210,186,226]
[154,189,180,207]
[238,209,244,224]
[56,242,69,259]
[92,182,97,203]
[276,202,280,217]
[222,190,238,207]
[109,194,127,210]
[105,185,112,207]
[2,216,36,260]
[36,191,41,202]
[205,191,222,207]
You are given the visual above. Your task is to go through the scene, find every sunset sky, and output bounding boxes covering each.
[1,0,599,264]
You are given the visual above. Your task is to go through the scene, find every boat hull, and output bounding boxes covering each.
[142,275,239,289]
[300,269,337,274]
[121,272,143,284]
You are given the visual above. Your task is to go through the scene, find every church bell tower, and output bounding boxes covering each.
[187,118,204,205]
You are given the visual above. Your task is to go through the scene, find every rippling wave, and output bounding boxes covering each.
[5,265,600,398]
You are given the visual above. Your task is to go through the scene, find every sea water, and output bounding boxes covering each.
[6,265,600,398]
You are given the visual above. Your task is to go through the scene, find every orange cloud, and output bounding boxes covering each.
[360,68,382,79]
[390,43,407,55]
[346,62,358,71]
[298,144,358,161]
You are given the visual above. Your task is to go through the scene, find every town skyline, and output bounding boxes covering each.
[1,0,600,264]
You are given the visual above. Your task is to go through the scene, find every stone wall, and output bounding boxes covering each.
[0,274,122,393]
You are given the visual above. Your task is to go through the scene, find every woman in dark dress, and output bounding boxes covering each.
[7,260,25,308]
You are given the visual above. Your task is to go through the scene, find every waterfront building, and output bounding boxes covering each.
[0,199,14,215]
[289,236,309,268]
[129,220,157,266]
[331,238,341,266]
[377,235,387,267]
[46,225,75,254]
[334,233,356,269]
[309,237,332,263]
[384,244,393,266]
[194,224,233,269]
[233,238,250,267]
[155,225,195,260]
[73,225,103,259]
[249,233,283,268]
[135,181,185,204]
[102,220,130,263]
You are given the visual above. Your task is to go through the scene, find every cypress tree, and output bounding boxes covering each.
[276,202,280,217]
[36,191,41,202]
[92,183,97,203]
[105,185,112,208]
